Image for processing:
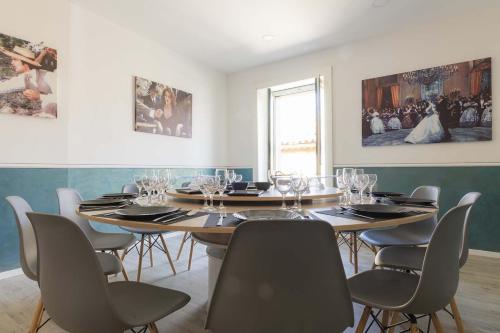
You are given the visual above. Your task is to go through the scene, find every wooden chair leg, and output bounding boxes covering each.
[137,235,146,282]
[353,232,359,274]
[29,297,44,333]
[113,250,129,281]
[410,323,419,333]
[450,297,465,333]
[188,238,195,271]
[148,235,154,267]
[159,234,177,275]
[349,233,353,263]
[148,322,159,333]
[431,313,444,333]
[176,232,189,260]
[387,311,400,333]
[380,310,390,333]
[355,306,372,333]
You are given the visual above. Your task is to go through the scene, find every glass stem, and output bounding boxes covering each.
[297,193,302,210]
[210,194,214,207]
[281,194,287,209]
[219,192,224,208]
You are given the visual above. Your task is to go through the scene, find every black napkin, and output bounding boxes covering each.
[95,211,208,225]
[203,213,243,227]
[316,207,426,222]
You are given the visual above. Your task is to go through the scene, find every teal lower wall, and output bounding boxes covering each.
[335,166,500,253]
[0,167,252,273]
[2,165,498,272]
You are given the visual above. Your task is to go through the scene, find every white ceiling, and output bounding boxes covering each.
[71,0,495,73]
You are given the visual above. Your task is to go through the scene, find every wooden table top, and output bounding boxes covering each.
[78,197,438,234]
[166,187,341,202]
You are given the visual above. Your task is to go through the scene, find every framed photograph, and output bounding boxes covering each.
[362,58,492,146]
[0,32,57,118]
[135,76,192,138]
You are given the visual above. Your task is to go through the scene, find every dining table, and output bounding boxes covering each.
[77,187,438,300]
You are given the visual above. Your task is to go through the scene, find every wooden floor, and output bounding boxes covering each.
[0,233,499,333]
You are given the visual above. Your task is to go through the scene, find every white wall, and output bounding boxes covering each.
[0,0,228,168]
[227,5,500,174]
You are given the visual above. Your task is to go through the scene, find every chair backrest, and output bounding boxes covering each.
[410,185,440,202]
[121,184,139,194]
[56,188,95,237]
[403,204,472,315]
[5,196,37,280]
[205,220,353,333]
[457,192,481,268]
[27,212,127,333]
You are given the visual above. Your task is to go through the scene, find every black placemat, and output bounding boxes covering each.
[203,213,243,227]
[377,197,437,208]
[314,207,427,222]
[95,211,208,225]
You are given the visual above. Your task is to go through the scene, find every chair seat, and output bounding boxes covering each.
[96,252,122,276]
[90,232,135,251]
[348,269,419,310]
[375,246,426,271]
[109,281,190,327]
[120,226,169,235]
[359,225,432,247]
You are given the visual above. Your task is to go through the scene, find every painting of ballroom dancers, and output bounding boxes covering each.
[362,58,492,146]
[135,76,192,138]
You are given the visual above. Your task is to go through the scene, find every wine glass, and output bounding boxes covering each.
[342,168,354,205]
[366,174,378,202]
[291,176,308,211]
[216,175,228,210]
[133,175,144,196]
[234,174,243,182]
[335,174,347,205]
[354,174,369,203]
[275,176,291,210]
[191,176,209,210]
[201,176,218,212]
[227,170,236,183]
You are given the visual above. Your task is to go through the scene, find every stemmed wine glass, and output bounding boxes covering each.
[291,176,308,211]
[234,174,243,183]
[227,170,236,184]
[354,174,369,203]
[134,175,145,197]
[275,176,292,210]
[335,173,348,205]
[366,174,378,202]
[342,168,354,205]
[201,176,218,212]
[216,175,228,210]
[191,176,209,210]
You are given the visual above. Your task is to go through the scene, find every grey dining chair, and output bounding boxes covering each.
[118,185,177,281]
[122,183,139,194]
[205,219,354,333]
[348,204,472,333]
[56,188,135,281]
[373,192,481,333]
[5,196,123,333]
[27,212,190,333]
[359,185,441,248]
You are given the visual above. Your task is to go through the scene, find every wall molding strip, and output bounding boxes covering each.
[0,163,254,169]
[333,162,500,167]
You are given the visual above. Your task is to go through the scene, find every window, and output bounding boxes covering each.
[269,77,323,175]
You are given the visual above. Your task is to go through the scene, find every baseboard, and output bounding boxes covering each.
[469,249,500,259]
[0,268,23,280]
